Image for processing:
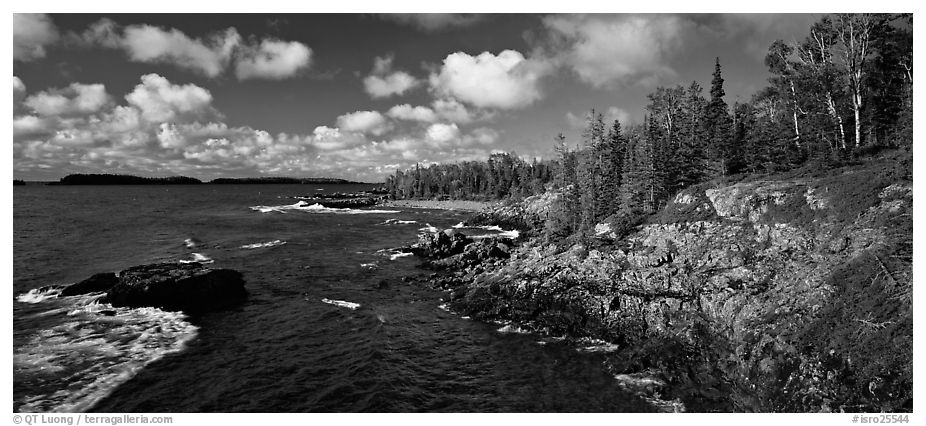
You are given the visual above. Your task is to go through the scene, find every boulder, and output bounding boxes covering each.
[61,272,119,296]
[103,262,246,313]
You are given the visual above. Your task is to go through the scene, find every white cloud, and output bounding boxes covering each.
[71,19,312,80]
[235,39,312,80]
[13,74,496,182]
[387,104,438,123]
[335,110,392,136]
[71,18,122,48]
[14,14,60,61]
[24,83,111,117]
[605,106,631,125]
[125,74,216,123]
[362,55,420,99]
[431,98,474,124]
[542,14,686,88]
[426,123,460,144]
[14,77,27,110]
[378,14,484,32]
[429,50,551,109]
[122,25,240,77]
[462,127,499,146]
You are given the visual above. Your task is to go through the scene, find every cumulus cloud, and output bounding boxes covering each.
[335,110,392,136]
[24,83,111,117]
[425,123,460,144]
[542,14,687,88]
[378,14,485,32]
[363,55,420,98]
[387,104,438,123]
[125,74,216,122]
[429,50,551,109]
[431,98,475,124]
[235,39,313,80]
[14,77,27,111]
[70,18,311,80]
[14,14,60,61]
[121,25,241,77]
[13,73,498,182]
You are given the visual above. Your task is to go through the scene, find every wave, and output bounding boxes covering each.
[183,238,198,249]
[321,298,360,310]
[471,229,520,239]
[575,337,620,353]
[14,295,198,413]
[389,252,413,261]
[380,218,417,225]
[17,287,63,304]
[360,263,378,270]
[450,223,519,239]
[250,201,399,215]
[179,253,213,264]
[418,223,439,233]
[496,323,532,334]
[239,240,286,249]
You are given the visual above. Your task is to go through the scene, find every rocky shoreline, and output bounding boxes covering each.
[406,155,912,413]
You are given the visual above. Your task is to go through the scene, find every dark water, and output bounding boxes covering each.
[13,184,656,412]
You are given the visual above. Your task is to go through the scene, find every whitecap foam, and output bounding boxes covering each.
[250,201,399,215]
[239,240,286,249]
[14,296,198,413]
[452,222,466,229]
[360,263,378,270]
[179,253,213,264]
[418,223,439,233]
[470,229,520,239]
[389,252,413,261]
[576,337,620,353]
[321,298,360,310]
[496,324,532,334]
[183,238,197,249]
[380,218,417,225]
[17,287,63,304]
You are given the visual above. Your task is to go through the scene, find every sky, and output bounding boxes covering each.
[12,13,821,182]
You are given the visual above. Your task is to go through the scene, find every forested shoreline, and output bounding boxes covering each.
[386,13,913,241]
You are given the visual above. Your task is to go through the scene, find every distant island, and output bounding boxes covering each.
[14,179,25,186]
[48,174,203,185]
[45,173,370,185]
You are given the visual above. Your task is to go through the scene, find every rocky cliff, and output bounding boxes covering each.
[415,153,912,412]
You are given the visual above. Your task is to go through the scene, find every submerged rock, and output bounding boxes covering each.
[103,262,246,313]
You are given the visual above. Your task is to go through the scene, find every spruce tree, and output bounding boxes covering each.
[704,58,735,176]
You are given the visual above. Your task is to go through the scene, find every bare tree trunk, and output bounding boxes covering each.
[790,80,801,147]
[826,93,847,149]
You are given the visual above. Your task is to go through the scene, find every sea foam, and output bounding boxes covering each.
[321,298,361,310]
[14,295,198,413]
[17,287,63,304]
[179,253,214,264]
[250,201,399,214]
[239,240,286,249]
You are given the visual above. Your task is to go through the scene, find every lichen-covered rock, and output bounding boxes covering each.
[424,156,912,412]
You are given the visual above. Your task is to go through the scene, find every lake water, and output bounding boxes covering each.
[13,184,656,412]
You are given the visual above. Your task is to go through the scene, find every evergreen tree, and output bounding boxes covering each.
[704,58,736,176]
[597,119,625,219]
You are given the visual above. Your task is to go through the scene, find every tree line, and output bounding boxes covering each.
[384,153,555,200]
[385,13,912,240]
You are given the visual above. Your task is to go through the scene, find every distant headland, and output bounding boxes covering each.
[42,174,372,185]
